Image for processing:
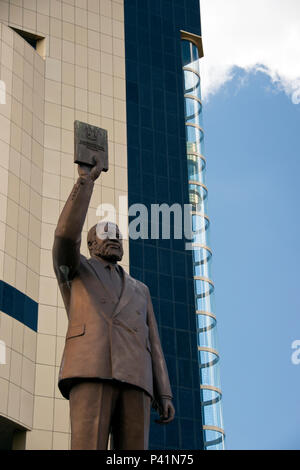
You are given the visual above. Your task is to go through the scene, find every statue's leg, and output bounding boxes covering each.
[111,384,151,450]
[69,380,118,450]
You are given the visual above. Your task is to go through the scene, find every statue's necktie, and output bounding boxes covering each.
[107,264,123,299]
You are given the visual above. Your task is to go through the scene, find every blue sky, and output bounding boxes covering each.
[203,66,300,449]
[200,0,300,450]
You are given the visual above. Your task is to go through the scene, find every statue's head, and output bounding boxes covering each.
[87,221,123,262]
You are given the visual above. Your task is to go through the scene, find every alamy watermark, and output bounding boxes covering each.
[95,196,205,250]
[0,80,6,104]
[291,340,300,365]
[0,340,6,365]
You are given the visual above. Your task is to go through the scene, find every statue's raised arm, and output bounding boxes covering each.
[52,121,107,285]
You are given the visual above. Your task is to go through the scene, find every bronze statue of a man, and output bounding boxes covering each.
[52,157,175,450]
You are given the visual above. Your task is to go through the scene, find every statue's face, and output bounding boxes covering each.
[88,222,123,262]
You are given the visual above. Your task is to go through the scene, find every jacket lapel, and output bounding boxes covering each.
[113,267,137,317]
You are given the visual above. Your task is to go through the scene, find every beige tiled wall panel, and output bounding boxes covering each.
[0,22,45,303]
[0,311,37,429]
[0,0,128,450]
[0,20,45,436]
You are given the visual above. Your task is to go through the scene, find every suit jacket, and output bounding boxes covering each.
[52,176,172,403]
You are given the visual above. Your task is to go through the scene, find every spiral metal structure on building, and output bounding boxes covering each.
[181,34,225,450]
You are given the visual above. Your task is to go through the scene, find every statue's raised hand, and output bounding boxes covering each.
[77,157,102,181]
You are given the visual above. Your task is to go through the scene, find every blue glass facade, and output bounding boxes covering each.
[124,0,204,450]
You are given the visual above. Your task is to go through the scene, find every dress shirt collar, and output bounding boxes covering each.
[96,256,120,273]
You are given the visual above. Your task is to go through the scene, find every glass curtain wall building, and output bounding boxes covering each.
[124,0,224,450]
[181,37,224,449]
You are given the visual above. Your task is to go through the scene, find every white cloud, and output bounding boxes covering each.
[200,0,300,103]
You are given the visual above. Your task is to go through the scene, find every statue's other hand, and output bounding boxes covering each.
[155,398,175,425]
